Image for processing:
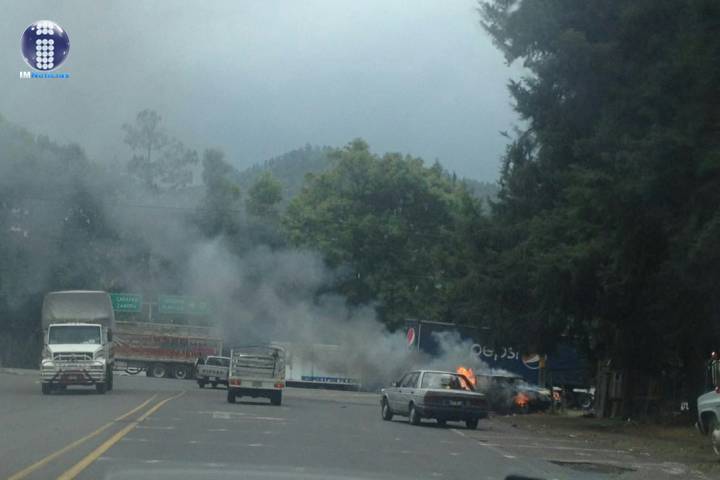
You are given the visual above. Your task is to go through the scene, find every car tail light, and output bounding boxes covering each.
[229,379,241,386]
[274,382,285,389]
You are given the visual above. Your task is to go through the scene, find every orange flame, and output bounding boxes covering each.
[456,366,476,388]
[515,392,529,408]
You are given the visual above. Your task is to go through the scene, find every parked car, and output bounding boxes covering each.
[380,370,488,429]
[475,372,551,414]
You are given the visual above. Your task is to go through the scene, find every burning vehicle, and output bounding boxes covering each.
[469,369,552,414]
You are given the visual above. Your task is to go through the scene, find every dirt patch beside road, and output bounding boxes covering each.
[493,411,720,476]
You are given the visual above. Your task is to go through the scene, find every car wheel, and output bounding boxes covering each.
[381,398,393,421]
[270,391,282,406]
[211,382,218,388]
[198,381,206,388]
[41,383,51,395]
[465,418,479,430]
[710,416,720,456]
[227,390,236,404]
[96,382,107,395]
[409,404,421,425]
[437,419,446,426]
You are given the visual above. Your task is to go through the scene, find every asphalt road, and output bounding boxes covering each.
[0,371,707,480]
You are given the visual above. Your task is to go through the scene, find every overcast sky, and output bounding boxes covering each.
[1,1,520,181]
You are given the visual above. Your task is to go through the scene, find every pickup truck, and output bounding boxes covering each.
[196,356,230,388]
[227,345,285,405]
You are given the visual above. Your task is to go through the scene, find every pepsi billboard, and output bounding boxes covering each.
[405,320,588,386]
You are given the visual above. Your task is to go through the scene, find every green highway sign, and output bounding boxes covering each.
[110,293,143,312]
[158,295,211,315]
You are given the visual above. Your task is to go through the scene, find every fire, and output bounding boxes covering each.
[514,392,529,408]
[456,366,476,388]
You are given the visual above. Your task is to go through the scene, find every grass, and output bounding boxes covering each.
[493,410,720,475]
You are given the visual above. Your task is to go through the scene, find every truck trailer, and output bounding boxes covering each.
[114,321,222,380]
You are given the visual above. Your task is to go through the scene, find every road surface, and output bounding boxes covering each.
[0,371,708,480]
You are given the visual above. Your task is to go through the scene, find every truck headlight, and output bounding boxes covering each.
[94,351,105,360]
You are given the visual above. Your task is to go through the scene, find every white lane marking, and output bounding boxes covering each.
[208,428,229,432]
[449,452,460,456]
[248,443,264,447]
[144,460,162,464]
[136,425,175,430]
[121,437,149,442]
[400,450,412,454]
[482,442,632,454]
[188,440,199,444]
[451,428,516,460]
[253,416,284,421]
[197,410,247,418]
[204,462,227,467]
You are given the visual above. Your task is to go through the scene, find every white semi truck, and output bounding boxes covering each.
[40,290,115,394]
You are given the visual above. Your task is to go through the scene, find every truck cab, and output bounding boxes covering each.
[40,291,115,394]
[697,352,720,454]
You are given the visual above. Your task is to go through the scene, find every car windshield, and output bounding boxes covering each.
[422,372,474,392]
[48,325,101,345]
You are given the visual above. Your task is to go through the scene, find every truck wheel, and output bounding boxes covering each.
[198,381,206,388]
[107,368,114,391]
[381,398,393,421]
[227,390,236,404]
[96,382,107,394]
[173,364,189,380]
[409,404,421,425]
[465,418,479,430]
[270,391,282,406]
[150,364,167,378]
[41,383,51,395]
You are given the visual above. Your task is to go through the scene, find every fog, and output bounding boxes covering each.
[1,0,518,181]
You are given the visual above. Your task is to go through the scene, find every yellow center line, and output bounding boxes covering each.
[6,394,158,480]
[56,391,185,480]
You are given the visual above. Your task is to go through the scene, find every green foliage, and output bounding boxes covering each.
[479,0,720,404]
[237,145,334,204]
[196,149,242,238]
[284,139,479,328]
[123,109,198,191]
[246,172,282,218]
